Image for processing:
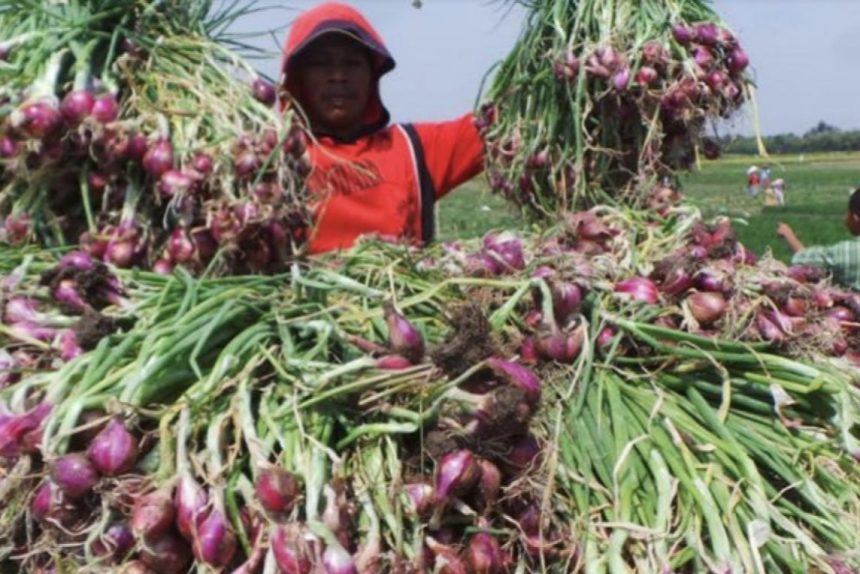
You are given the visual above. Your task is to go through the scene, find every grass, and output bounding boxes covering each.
[438,151,860,263]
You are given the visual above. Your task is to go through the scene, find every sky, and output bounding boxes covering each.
[229,0,860,136]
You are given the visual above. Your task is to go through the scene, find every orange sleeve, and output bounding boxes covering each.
[412,113,485,199]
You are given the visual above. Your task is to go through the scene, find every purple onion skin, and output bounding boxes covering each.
[483,232,525,273]
[18,101,63,139]
[486,357,541,405]
[755,312,784,343]
[612,67,631,91]
[132,489,176,541]
[550,282,582,323]
[87,418,138,476]
[384,303,425,363]
[695,271,726,293]
[91,521,135,562]
[596,326,617,350]
[728,46,750,74]
[635,66,659,86]
[4,213,31,244]
[190,151,214,174]
[158,170,195,198]
[166,227,195,262]
[694,22,719,46]
[0,135,19,158]
[58,250,94,271]
[272,524,314,574]
[615,277,660,305]
[322,541,358,574]
[503,433,541,473]
[50,453,99,499]
[404,483,435,519]
[255,466,300,515]
[687,291,726,325]
[0,402,53,458]
[375,354,414,370]
[252,79,277,106]
[174,473,208,540]
[660,268,695,297]
[519,337,539,364]
[58,329,83,361]
[143,139,174,178]
[11,321,57,343]
[126,133,148,162]
[51,277,90,313]
[139,532,192,574]
[31,480,77,524]
[60,90,95,125]
[475,459,502,512]
[5,296,40,323]
[191,506,237,567]
[467,531,507,574]
[153,259,174,275]
[234,150,260,178]
[436,449,481,501]
[672,24,693,45]
[92,94,119,123]
[515,504,542,536]
[465,252,502,277]
[535,325,584,363]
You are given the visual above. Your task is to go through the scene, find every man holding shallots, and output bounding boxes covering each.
[278,1,486,254]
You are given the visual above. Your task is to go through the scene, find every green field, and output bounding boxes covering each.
[438,152,860,264]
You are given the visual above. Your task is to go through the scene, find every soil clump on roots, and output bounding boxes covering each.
[431,303,499,379]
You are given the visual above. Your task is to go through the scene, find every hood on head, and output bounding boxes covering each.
[279,1,396,139]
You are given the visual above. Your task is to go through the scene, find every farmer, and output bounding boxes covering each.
[746,165,760,198]
[775,188,860,290]
[279,1,485,254]
[759,164,772,191]
[771,178,785,206]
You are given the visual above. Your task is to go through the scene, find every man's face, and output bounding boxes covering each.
[296,34,373,137]
[845,211,860,235]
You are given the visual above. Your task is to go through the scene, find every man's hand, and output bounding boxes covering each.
[776,222,804,253]
[776,222,794,239]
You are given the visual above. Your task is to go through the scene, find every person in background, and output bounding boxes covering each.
[759,164,772,191]
[776,187,860,290]
[771,178,785,206]
[746,165,760,198]
[278,1,485,254]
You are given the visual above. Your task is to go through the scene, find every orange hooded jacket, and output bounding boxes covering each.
[280,1,485,254]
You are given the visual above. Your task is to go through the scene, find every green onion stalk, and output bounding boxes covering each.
[2,200,860,571]
[480,0,759,219]
[0,0,311,274]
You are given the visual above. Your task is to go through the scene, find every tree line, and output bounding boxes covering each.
[719,122,860,155]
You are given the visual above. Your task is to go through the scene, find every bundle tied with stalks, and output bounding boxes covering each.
[0,0,311,275]
[480,0,756,218]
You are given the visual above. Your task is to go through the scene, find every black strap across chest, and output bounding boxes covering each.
[400,123,436,245]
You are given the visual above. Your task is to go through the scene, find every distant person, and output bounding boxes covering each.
[771,178,785,206]
[746,165,761,198]
[759,164,772,191]
[278,1,485,254]
[776,187,860,290]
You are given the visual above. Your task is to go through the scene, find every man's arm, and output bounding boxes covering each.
[776,222,805,253]
[413,114,485,199]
